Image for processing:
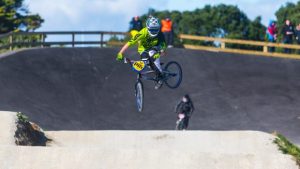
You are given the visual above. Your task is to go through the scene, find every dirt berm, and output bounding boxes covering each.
[0,111,298,169]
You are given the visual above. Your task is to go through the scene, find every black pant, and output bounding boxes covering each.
[268,39,275,53]
[297,40,300,54]
[283,38,293,54]
[163,31,174,46]
[183,117,190,129]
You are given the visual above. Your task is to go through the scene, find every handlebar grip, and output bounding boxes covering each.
[124,57,131,64]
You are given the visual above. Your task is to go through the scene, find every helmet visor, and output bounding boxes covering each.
[148,28,159,36]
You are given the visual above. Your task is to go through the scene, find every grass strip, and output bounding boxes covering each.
[274,133,300,166]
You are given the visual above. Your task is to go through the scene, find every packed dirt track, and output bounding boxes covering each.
[0,47,299,144]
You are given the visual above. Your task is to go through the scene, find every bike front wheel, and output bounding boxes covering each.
[135,80,144,112]
[164,61,182,89]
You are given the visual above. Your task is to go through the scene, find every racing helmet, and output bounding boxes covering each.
[146,17,161,37]
[183,94,190,102]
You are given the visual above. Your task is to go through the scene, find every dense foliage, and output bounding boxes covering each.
[140,4,266,43]
[275,1,300,40]
[0,0,43,33]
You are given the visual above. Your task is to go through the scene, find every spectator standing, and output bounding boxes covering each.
[282,19,294,53]
[129,16,142,37]
[295,23,300,44]
[295,23,300,53]
[161,17,174,48]
[266,20,277,52]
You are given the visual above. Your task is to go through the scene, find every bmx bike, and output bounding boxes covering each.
[123,49,182,112]
[175,113,187,130]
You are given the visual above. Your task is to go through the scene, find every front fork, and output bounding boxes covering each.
[137,73,142,81]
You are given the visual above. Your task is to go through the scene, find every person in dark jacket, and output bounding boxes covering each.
[175,94,194,129]
[129,16,142,37]
[282,19,294,53]
[296,23,300,44]
[296,23,300,53]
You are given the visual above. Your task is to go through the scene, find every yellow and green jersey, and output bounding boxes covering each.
[127,28,167,54]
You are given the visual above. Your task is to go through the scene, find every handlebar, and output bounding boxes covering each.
[122,46,165,64]
[123,57,133,64]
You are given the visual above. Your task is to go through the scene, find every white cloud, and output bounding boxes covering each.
[25,0,167,31]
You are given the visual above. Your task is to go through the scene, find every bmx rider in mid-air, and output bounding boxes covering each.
[116,16,167,89]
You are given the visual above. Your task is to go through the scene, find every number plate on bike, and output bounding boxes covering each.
[132,61,145,72]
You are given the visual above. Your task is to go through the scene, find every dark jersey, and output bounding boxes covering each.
[129,19,142,31]
[282,24,294,41]
[175,101,194,117]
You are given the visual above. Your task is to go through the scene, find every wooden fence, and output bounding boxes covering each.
[0,31,127,51]
[179,34,300,59]
[1,31,300,59]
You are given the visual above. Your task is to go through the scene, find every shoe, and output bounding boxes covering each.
[155,80,163,90]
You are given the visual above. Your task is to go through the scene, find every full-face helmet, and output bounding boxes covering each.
[146,17,161,37]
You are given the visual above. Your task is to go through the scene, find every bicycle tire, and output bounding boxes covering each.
[175,119,185,130]
[164,61,182,89]
[135,80,144,112]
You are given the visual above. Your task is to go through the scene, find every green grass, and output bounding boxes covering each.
[16,112,29,123]
[274,133,300,166]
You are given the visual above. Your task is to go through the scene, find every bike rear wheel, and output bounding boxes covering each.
[164,61,182,89]
[175,119,185,130]
[135,80,144,112]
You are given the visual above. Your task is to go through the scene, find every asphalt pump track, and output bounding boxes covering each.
[0,47,299,144]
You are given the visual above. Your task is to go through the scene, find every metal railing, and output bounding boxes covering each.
[179,34,300,59]
[0,31,128,51]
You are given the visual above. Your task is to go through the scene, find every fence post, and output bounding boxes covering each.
[100,33,104,47]
[41,34,45,48]
[263,45,268,53]
[179,34,183,43]
[9,34,13,51]
[221,42,226,49]
[72,33,75,47]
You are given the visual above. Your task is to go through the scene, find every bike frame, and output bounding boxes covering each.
[123,49,182,90]
[125,57,160,82]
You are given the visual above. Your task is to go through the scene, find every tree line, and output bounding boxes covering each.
[0,0,43,33]
[0,0,299,45]
[276,1,300,41]
[140,4,265,43]
[138,2,300,46]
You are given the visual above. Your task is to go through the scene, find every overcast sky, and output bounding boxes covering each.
[24,0,298,32]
